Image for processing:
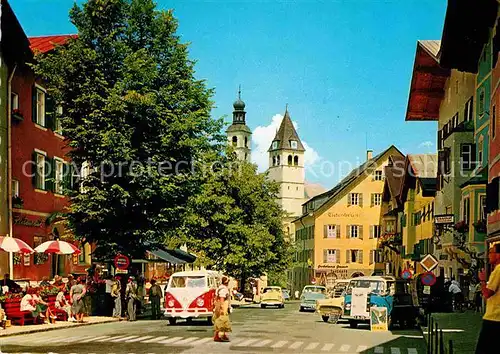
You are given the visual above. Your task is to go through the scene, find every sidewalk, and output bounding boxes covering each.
[0,316,119,337]
[423,311,482,354]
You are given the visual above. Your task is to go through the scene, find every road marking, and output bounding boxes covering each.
[53,336,82,343]
[289,341,304,350]
[357,345,368,352]
[271,340,288,348]
[191,337,213,345]
[404,335,423,339]
[159,337,183,344]
[408,349,418,354]
[237,338,259,347]
[173,337,199,345]
[142,336,168,343]
[252,339,273,347]
[305,342,319,350]
[440,329,464,333]
[340,344,351,352]
[321,343,335,351]
[391,348,401,354]
[81,336,108,342]
[110,335,139,342]
[374,347,384,353]
[126,336,154,343]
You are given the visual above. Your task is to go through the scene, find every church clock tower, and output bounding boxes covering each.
[226,87,251,162]
[268,106,305,218]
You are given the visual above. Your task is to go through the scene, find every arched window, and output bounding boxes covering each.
[232,136,237,147]
[288,155,293,165]
[244,153,247,160]
[272,156,276,166]
[294,156,299,166]
[277,155,281,165]
[244,137,248,148]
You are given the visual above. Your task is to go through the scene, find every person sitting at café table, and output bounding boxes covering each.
[1,274,21,293]
[53,275,63,287]
[21,288,56,324]
[56,285,75,322]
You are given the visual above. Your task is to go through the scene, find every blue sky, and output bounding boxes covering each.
[11,0,446,188]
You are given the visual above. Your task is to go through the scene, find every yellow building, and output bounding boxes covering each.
[399,155,437,274]
[292,146,403,289]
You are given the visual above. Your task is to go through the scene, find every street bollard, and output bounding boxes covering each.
[449,340,453,354]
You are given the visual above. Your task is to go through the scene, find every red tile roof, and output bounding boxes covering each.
[29,35,77,53]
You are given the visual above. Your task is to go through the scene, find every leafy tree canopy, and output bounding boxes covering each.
[33,0,224,259]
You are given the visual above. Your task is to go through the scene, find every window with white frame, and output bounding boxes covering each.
[374,170,384,181]
[349,225,359,238]
[370,225,381,238]
[460,144,476,171]
[464,97,473,122]
[462,197,470,225]
[35,87,46,126]
[371,193,382,206]
[55,106,63,134]
[11,92,19,110]
[325,249,337,263]
[325,224,339,238]
[478,138,484,166]
[348,193,361,206]
[12,180,19,197]
[54,158,64,194]
[35,152,46,190]
[290,140,298,149]
[480,195,487,221]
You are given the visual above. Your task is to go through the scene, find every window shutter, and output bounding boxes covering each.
[359,194,363,207]
[369,225,374,239]
[32,86,37,123]
[371,194,374,207]
[359,250,363,264]
[337,225,341,239]
[346,225,350,238]
[63,162,69,194]
[347,194,352,206]
[32,151,38,187]
[45,95,55,130]
[323,249,327,263]
[346,250,350,263]
[359,225,364,240]
[370,250,374,265]
[324,225,328,238]
[336,249,340,263]
[471,144,477,169]
[46,157,54,192]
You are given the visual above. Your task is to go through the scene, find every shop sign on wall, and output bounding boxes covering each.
[13,214,44,227]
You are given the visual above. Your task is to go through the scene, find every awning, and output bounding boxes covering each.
[147,247,196,265]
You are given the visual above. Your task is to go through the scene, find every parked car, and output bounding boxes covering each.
[260,286,285,308]
[282,289,291,301]
[299,285,327,312]
[316,279,350,323]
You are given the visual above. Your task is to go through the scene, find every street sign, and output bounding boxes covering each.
[423,286,431,295]
[421,272,437,286]
[114,254,130,270]
[370,307,388,332]
[401,269,413,279]
[434,214,454,224]
[116,269,128,274]
[420,254,439,272]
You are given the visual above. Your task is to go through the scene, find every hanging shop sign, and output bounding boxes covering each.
[434,214,454,225]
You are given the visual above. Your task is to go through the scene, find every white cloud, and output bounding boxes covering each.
[251,113,321,172]
[418,140,434,152]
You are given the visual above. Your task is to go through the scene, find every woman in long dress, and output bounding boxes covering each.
[70,277,86,323]
[213,276,232,342]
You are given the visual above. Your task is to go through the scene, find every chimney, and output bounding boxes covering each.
[367,150,373,161]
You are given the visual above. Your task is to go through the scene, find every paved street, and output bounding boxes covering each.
[0,302,425,354]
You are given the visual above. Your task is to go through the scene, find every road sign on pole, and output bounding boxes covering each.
[420,254,439,272]
[421,272,437,286]
[401,269,413,279]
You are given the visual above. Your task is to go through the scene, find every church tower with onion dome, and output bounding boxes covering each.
[226,86,251,162]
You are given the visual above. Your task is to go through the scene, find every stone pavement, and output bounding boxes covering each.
[0,316,119,337]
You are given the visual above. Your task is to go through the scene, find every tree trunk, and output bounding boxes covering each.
[239,274,247,294]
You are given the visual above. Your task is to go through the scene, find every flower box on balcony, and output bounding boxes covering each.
[454,221,469,233]
[473,220,487,234]
[11,109,24,122]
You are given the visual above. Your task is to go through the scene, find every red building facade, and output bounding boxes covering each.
[9,34,89,281]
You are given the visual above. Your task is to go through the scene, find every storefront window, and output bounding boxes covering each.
[34,236,48,264]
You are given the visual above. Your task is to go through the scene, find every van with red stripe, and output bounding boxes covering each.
[164,270,221,325]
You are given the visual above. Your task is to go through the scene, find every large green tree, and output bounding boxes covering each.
[179,156,293,289]
[33,0,224,259]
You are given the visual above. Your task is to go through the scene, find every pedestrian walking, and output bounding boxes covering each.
[111,276,122,318]
[148,279,163,320]
[70,277,86,323]
[449,277,462,311]
[105,275,113,316]
[213,276,231,342]
[125,276,138,321]
[475,244,500,354]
